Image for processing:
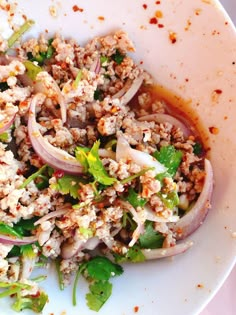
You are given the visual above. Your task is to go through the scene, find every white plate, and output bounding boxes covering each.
[0,1,236,314]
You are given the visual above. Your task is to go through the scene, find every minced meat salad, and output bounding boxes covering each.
[0,21,213,313]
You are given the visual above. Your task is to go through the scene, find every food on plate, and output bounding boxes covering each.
[0,21,213,313]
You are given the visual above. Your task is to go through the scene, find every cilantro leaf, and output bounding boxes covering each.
[139,221,164,249]
[86,256,123,281]
[153,145,182,177]
[158,191,179,210]
[55,174,85,198]
[126,188,147,208]
[75,146,89,172]
[193,142,203,155]
[113,245,145,263]
[111,49,125,64]
[86,280,112,312]
[11,291,48,313]
[87,140,117,186]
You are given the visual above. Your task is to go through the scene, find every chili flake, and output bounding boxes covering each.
[155,10,163,18]
[134,306,139,313]
[209,126,219,135]
[72,5,84,12]
[149,17,158,24]
[98,16,105,21]
[169,31,177,44]
[156,1,161,4]
[143,4,147,10]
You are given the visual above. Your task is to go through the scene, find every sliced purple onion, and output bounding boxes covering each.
[34,207,70,226]
[116,134,166,175]
[0,235,37,245]
[170,159,213,240]
[112,74,144,105]
[28,94,83,175]
[138,113,190,137]
[142,241,193,260]
[90,57,101,74]
[61,237,100,259]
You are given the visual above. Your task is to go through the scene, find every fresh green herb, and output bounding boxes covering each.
[35,174,50,190]
[0,222,22,238]
[79,227,94,238]
[46,38,55,59]
[155,171,171,182]
[11,290,48,313]
[55,259,64,291]
[23,60,42,80]
[19,164,48,189]
[113,245,146,263]
[27,38,55,65]
[75,146,90,172]
[54,174,85,199]
[153,145,182,177]
[126,188,147,208]
[7,20,35,48]
[13,217,39,236]
[86,280,112,312]
[85,256,123,281]
[73,70,83,89]
[100,55,109,65]
[111,49,125,64]
[7,246,21,258]
[122,212,136,231]
[72,264,87,306]
[0,82,9,92]
[193,142,203,155]
[94,88,104,101]
[87,140,117,186]
[139,221,164,249]
[30,275,47,283]
[0,132,9,142]
[104,139,117,150]
[20,244,36,259]
[158,191,179,210]
[120,167,153,185]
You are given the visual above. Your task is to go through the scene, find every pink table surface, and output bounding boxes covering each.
[199,265,236,315]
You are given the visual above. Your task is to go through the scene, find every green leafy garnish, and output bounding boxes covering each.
[100,55,109,65]
[120,167,153,185]
[0,222,22,238]
[86,280,112,312]
[79,227,94,238]
[19,164,48,189]
[7,20,35,48]
[73,70,83,89]
[113,245,146,263]
[13,217,39,236]
[139,221,164,249]
[0,82,9,92]
[193,142,203,155]
[11,291,48,313]
[122,212,136,231]
[27,38,55,66]
[87,140,117,186]
[75,146,90,172]
[126,188,147,208]
[158,191,179,210]
[111,49,125,64]
[54,174,84,199]
[153,145,182,177]
[0,132,8,142]
[94,88,104,101]
[20,244,36,259]
[23,60,42,80]
[86,256,123,281]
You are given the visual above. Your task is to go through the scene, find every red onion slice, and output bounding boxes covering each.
[142,241,193,260]
[28,93,83,175]
[112,74,144,105]
[34,207,70,226]
[90,57,101,74]
[138,113,190,137]
[0,114,15,134]
[0,235,37,245]
[170,159,213,240]
[116,134,166,175]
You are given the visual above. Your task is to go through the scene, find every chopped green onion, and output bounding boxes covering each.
[19,165,48,189]
[73,70,83,89]
[120,167,154,185]
[7,20,35,48]
[55,259,64,291]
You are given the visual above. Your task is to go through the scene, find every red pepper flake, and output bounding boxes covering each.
[169,31,177,44]
[98,16,105,21]
[196,283,204,289]
[225,21,228,25]
[134,306,139,313]
[53,170,65,179]
[155,10,163,18]
[149,17,158,24]
[209,126,219,135]
[72,5,83,12]
[140,60,144,64]
[214,89,222,94]
[195,8,202,16]
[142,4,148,9]
[224,116,228,120]
[158,24,164,28]
[184,19,192,31]
[185,78,189,82]
[156,1,161,4]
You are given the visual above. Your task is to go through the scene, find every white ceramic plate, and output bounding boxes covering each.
[0,1,236,314]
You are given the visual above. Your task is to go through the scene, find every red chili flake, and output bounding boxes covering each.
[149,17,158,24]
[155,10,163,18]
[225,21,228,25]
[196,284,204,289]
[169,31,177,44]
[53,170,65,179]
[156,1,161,4]
[142,4,147,9]
[6,4,10,11]
[158,24,164,28]
[134,306,139,313]
[224,116,228,120]
[72,5,83,12]
[209,126,219,135]
[98,16,105,21]
[185,78,189,82]
[140,60,144,64]
[214,89,222,94]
